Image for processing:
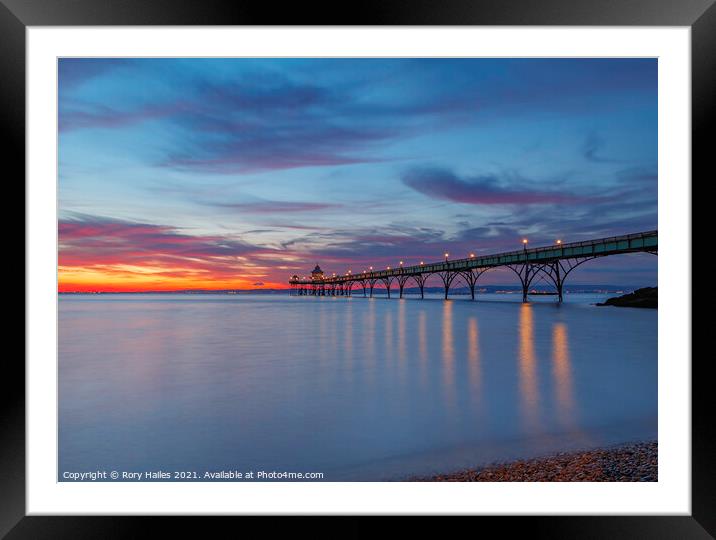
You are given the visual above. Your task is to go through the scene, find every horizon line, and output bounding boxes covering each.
[58,284,653,294]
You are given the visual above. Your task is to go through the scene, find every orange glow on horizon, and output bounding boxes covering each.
[58,265,288,293]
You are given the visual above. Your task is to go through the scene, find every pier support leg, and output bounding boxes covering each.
[461,269,485,302]
[381,278,392,299]
[438,271,456,301]
[554,266,563,303]
[554,263,563,303]
[533,261,573,303]
[397,276,410,299]
[507,263,534,303]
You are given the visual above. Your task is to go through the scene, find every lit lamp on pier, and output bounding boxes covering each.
[420,261,424,266]
[444,252,449,262]
[399,261,403,272]
[469,253,475,258]
[556,239,562,245]
[387,266,391,270]
[522,239,528,251]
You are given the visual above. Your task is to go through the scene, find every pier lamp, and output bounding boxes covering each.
[444,252,449,262]
[348,270,352,274]
[469,253,475,258]
[556,239,562,245]
[420,261,424,266]
[522,239,528,251]
[387,266,391,270]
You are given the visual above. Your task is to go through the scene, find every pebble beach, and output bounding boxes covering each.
[422,441,657,482]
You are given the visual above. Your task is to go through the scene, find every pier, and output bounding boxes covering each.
[288,230,657,302]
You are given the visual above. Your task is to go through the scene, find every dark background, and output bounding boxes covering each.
[3,0,709,537]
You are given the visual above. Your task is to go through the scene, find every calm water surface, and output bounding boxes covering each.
[59,293,657,480]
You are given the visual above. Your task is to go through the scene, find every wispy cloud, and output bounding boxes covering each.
[209,200,342,213]
[402,167,590,205]
[59,103,179,132]
[58,59,132,90]
[59,215,274,278]
[582,133,621,163]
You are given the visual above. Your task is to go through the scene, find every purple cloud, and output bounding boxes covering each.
[59,103,179,132]
[59,214,266,268]
[402,167,588,205]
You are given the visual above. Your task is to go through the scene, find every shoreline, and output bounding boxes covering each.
[416,441,657,482]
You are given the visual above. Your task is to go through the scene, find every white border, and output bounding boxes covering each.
[27,27,691,515]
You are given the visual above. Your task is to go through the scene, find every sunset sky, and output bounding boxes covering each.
[58,58,657,292]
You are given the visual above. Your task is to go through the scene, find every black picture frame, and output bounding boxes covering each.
[4,0,707,536]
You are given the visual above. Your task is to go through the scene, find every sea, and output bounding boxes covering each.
[58,292,657,481]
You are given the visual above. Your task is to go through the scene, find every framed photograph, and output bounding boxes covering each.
[8,0,708,536]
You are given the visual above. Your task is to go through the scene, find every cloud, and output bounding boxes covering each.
[58,58,656,175]
[59,68,398,171]
[58,59,132,89]
[402,167,588,205]
[582,133,621,163]
[480,191,657,244]
[162,108,395,174]
[616,167,657,185]
[59,214,268,271]
[209,200,342,214]
[59,103,179,132]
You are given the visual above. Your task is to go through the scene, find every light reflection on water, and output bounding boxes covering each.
[467,317,482,413]
[59,293,657,481]
[552,322,576,430]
